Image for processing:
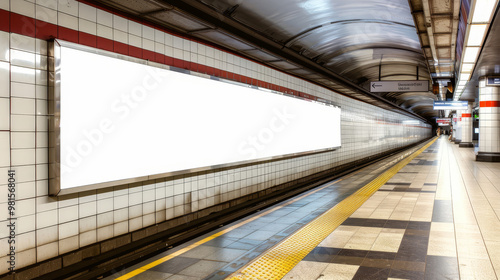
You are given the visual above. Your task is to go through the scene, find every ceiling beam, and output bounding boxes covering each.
[422,0,440,75]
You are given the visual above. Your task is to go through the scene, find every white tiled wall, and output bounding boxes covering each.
[0,0,431,274]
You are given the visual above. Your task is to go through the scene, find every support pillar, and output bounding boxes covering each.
[477,77,500,161]
[451,113,457,141]
[459,103,474,147]
[454,110,462,144]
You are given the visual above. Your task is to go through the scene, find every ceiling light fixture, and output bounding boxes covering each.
[453,0,499,101]
[472,0,497,23]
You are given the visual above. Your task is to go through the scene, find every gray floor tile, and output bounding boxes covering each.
[278,215,308,224]
[203,247,248,262]
[131,270,172,280]
[150,257,199,274]
[180,245,220,259]
[251,216,281,223]
[259,222,293,232]
[238,221,269,231]
[177,260,227,278]
[225,239,262,250]
[165,275,200,280]
[203,237,238,248]
[221,228,254,238]
[243,230,278,241]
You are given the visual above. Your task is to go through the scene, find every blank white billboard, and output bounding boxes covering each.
[54,43,341,192]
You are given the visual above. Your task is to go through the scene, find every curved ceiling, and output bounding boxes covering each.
[197,0,437,119]
[88,0,456,121]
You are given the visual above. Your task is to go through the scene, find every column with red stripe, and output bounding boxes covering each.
[459,103,474,147]
[451,113,457,141]
[454,109,462,144]
[477,77,500,161]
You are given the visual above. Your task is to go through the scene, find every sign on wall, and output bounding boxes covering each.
[370,80,429,92]
[486,77,500,86]
[49,40,342,195]
[433,101,468,110]
[436,118,451,126]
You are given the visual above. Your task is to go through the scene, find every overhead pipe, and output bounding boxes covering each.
[422,0,440,75]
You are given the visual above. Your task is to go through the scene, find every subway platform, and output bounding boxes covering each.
[103,136,500,280]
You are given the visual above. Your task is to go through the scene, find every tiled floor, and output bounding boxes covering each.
[105,142,425,280]
[284,137,500,280]
[105,136,500,280]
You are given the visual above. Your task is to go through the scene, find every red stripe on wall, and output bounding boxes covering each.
[10,12,36,37]
[172,57,183,69]
[79,32,97,48]
[128,45,142,59]
[462,113,472,117]
[58,26,79,43]
[1,8,334,104]
[154,52,165,64]
[76,0,334,103]
[97,37,113,52]
[113,41,128,56]
[35,20,57,40]
[0,9,9,32]
[165,56,173,66]
[143,49,156,62]
[214,68,221,78]
[480,101,500,107]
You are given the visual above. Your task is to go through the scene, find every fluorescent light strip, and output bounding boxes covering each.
[460,73,471,81]
[472,0,497,23]
[463,47,480,63]
[467,24,488,46]
[454,0,498,100]
[461,63,474,72]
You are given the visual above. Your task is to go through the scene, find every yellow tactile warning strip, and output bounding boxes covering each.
[115,167,365,279]
[229,137,438,280]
